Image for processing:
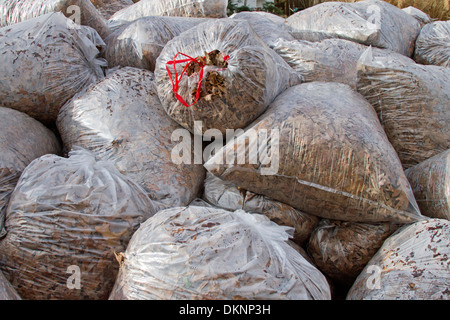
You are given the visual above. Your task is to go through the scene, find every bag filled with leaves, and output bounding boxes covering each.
[57,67,205,211]
[109,206,332,300]
[203,172,319,247]
[0,0,111,39]
[402,6,432,28]
[104,16,207,71]
[108,0,227,30]
[205,82,423,224]
[347,218,449,300]
[414,21,450,68]
[307,220,400,288]
[0,107,61,239]
[405,149,450,220]
[357,46,450,169]
[90,0,134,19]
[0,12,106,125]
[286,0,420,57]
[155,19,302,134]
[0,270,20,300]
[0,148,157,300]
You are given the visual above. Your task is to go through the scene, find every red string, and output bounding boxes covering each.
[166,52,230,108]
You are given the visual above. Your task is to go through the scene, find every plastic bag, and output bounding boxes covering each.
[405,149,450,220]
[402,6,432,28]
[357,46,450,169]
[205,82,423,224]
[108,0,227,30]
[203,172,319,247]
[90,0,134,19]
[414,21,450,68]
[0,270,20,300]
[229,12,295,48]
[0,148,157,300]
[307,219,400,288]
[57,67,205,212]
[273,38,369,90]
[0,12,106,125]
[104,16,207,71]
[347,218,449,300]
[109,206,332,300]
[0,107,61,239]
[0,0,111,39]
[155,19,302,135]
[286,0,421,57]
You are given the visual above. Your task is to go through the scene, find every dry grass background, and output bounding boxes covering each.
[297,0,449,21]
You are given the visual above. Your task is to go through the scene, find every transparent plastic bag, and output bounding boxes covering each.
[347,218,450,300]
[108,0,227,30]
[402,6,432,28]
[357,46,450,169]
[104,16,208,71]
[0,148,157,300]
[203,172,319,247]
[109,206,332,300]
[307,219,400,288]
[0,270,20,300]
[414,21,450,68]
[57,67,205,212]
[405,149,450,220]
[286,0,420,57]
[90,0,134,19]
[205,82,423,224]
[0,107,61,239]
[0,0,111,39]
[155,19,302,135]
[0,12,107,125]
[229,12,295,48]
[272,38,369,90]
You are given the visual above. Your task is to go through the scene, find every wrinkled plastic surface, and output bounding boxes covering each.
[273,38,368,89]
[205,82,423,224]
[402,6,431,27]
[104,16,208,71]
[230,12,295,48]
[307,219,400,288]
[57,67,205,211]
[0,270,20,300]
[0,12,106,124]
[203,172,319,246]
[90,0,134,19]
[347,219,450,300]
[0,0,111,39]
[357,47,450,169]
[108,0,227,30]
[0,148,157,300]
[414,21,450,68]
[0,107,61,239]
[155,19,302,134]
[286,0,421,57]
[109,206,332,300]
[405,149,450,220]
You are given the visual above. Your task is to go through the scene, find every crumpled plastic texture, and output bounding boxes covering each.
[286,0,421,57]
[109,206,332,300]
[108,0,227,30]
[272,38,369,90]
[307,219,400,288]
[0,148,157,300]
[104,16,208,71]
[57,67,205,212]
[0,12,107,125]
[0,107,61,239]
[155,19,302,135]
[405,149,450,220]
[229,12,295,48]
[357,46,450,169]
[203,172,320,247]
[347,218,450,300]
[401,6,432,28]
[0,270,20,300]
[90,0,134,19]
[414,21,450,68]
[0,0,111,39]
[205,82,423,224]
